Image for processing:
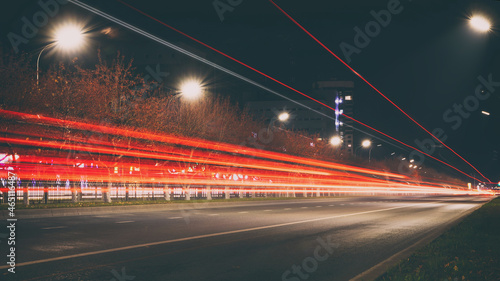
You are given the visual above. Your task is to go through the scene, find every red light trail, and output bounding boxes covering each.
[1,111,493,198]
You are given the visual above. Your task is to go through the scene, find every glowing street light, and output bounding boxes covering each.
[180,80,204,101]
[54,24,85,51]
[470,15,491,33]
[37,24,86,85]
[278,112,290,122]
[482,111,490,116]
[362,140,371,148]
[330,136,342,146]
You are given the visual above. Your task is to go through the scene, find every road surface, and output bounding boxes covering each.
[0,195,491,281]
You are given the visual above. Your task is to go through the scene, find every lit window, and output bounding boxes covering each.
[345,96,352,100]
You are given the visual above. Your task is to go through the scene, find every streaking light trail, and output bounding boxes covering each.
[1,110,493,199]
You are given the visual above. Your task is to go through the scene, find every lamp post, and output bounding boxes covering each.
[368,143,382,163]
[37,24,86,85]
[267,111,289,132]
[362,140,372,162]
[355,139,372,160]
[36,45,51,86]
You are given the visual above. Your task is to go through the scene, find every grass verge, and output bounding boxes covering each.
[376,196,500,281]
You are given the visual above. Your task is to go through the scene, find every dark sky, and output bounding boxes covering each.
[1,0,500,182]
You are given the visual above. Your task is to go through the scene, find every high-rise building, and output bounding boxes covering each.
[246,79,355,154]
[312,80,354,154]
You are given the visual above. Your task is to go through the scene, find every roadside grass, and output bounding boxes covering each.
[376,196,500,281]
[0,195,348,210]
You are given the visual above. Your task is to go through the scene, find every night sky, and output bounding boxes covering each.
[1,0,499,182]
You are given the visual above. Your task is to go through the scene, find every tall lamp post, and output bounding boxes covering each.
[267,111,289,133]
[37,24,86,86]
[362,140,372,162]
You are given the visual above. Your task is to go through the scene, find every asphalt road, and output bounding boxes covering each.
[0,195,491,281]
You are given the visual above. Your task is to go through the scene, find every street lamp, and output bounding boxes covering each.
[37,24,86,85]
[362,140,371,148]
[268,111,289,132]
[355,139,372,161]
[278,112,290,122]
[165,79,205,110]
[180,80,204,101]
[469,15,491,33]
[330,136,342,146]
[54,25,85,50]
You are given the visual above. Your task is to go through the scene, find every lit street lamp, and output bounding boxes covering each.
[330,136,342,146]
[278,112,290,122]
[359,140,381,163]
[469,15,491,33]
[180,80,204,101]
[37,24,86,85]
[54,25,86,50]
[355,139,372,161]
[268,111,289,133]
[165,79,205,110]
[362,140,371,148]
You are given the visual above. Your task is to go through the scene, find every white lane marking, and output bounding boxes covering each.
[116,221,134,224]
[341,204,345,206]
[94,216,110,218]
[263,210,272,212]
[41,226,67,230]
[208,214,219,216]
[301,207,308,209]
[284,208,291,210]
[238,211,249,214]
[2,204,424,269]
[168,217,183,220]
